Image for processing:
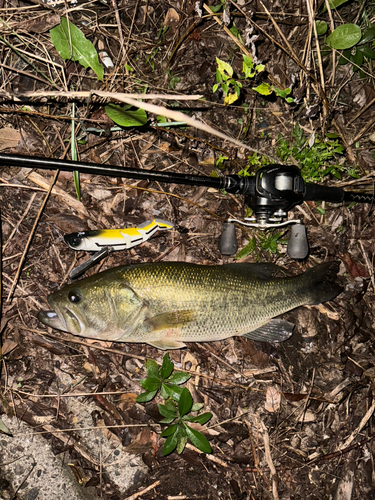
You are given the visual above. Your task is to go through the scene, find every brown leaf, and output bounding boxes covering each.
[282,392,307,402]
[265,386,281,412]
[341,253,369,278]
[118,393,137,411]
[0,128,21,151]
[1,340,18,356]
[19,13,60,33]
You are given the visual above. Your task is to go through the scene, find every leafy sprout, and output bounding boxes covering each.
[136,353,213,456]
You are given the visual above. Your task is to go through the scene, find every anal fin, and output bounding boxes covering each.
[241,318,294,342]
[148,340,187,350]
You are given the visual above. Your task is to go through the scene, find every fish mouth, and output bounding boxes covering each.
[37,309,67,331]
[37,304,82,335]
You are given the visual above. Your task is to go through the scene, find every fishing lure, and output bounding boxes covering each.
[65,219,174,278]
[64,219,174,252]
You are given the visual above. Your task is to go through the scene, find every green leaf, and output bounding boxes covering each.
[50,17,104,81]
[316,20,328,36]
[274,87,291,99]
[326,24,362,50]
[235,237,256,259]
[167,372,191,385]
[162,431,178,455]
[158,403,178,420]
[105,103,147,127]
[351,48,363,70]
[160,353,174,380]
[209,4,223,13]
[360,27,375,45]
[358,45,375,59]
[323,0,349,10]
[164,398,178,412]
[212,83,219,93]
[140,377,160,392]
[216,57,233,79]
[136,389,158,403]
[177,433,188,454]
[253,83,273,96]
[316,206,326,215]
[242,55,255,78]
[160,383,183,401]
[185,424,211,453]
[191,402,204,412]
[183,412,213,425]
[145,359,159,378]
[178,388,193,417]
[161,424,178,437]
[229,24,240,39]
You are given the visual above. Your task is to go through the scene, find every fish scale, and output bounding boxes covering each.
[37,261,343,350]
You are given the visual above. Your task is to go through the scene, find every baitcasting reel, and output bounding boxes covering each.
[219,164,329,259]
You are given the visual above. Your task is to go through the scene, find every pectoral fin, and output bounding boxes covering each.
[147,339,187,350]
[144,310,195,332]
[242,318,294,342]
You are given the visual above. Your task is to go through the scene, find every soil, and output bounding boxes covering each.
[1,0,375,499]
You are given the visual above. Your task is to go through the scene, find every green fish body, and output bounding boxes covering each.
[37,261,342,349]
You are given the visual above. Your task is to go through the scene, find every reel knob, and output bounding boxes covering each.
[287,223,309,260]
[218,223,238,255]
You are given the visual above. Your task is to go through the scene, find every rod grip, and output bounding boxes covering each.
[304,183,345,203]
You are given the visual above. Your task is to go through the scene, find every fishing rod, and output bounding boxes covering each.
[0,152,373,260]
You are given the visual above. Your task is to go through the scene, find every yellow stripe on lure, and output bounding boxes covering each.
[64,219,174,252]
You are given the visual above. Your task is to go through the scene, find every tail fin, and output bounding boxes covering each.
[304,261,343,305]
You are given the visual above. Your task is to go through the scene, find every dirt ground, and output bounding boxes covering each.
[1,0,375,499]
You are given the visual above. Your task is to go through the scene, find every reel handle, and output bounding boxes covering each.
[287,224,309,260]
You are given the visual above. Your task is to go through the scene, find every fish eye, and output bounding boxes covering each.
[68,290,81,303]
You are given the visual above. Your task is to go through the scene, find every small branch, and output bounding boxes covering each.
[124,480,161,500]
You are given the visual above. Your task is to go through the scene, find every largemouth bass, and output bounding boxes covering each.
[37,261,342,349]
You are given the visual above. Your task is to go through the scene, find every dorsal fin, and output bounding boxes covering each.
[222,262,284,280]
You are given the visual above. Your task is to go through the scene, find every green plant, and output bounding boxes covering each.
[237,152,271,176]
[336,26,375,74]
[253,83,294,103]
[276,123,360,183]
[213,56,264,105]
[215,154,229,169]
[145,47,159,70]
[166,69,180,90]
[235,230,288,260]
[318,11,375,76]
[50,17,103,81]
[136,353,213,455]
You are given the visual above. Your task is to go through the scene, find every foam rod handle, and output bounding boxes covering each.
[218,223,238,255]
[287,224,309,260]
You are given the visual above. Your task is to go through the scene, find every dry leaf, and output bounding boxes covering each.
[118,393,137,411]
[164,8,180,30]
[265,386,281,413]
[1,339,18,356]
[0,127,21,151]
[19,13,60,33]
[83,361,100,375]
[297,410,316,422]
